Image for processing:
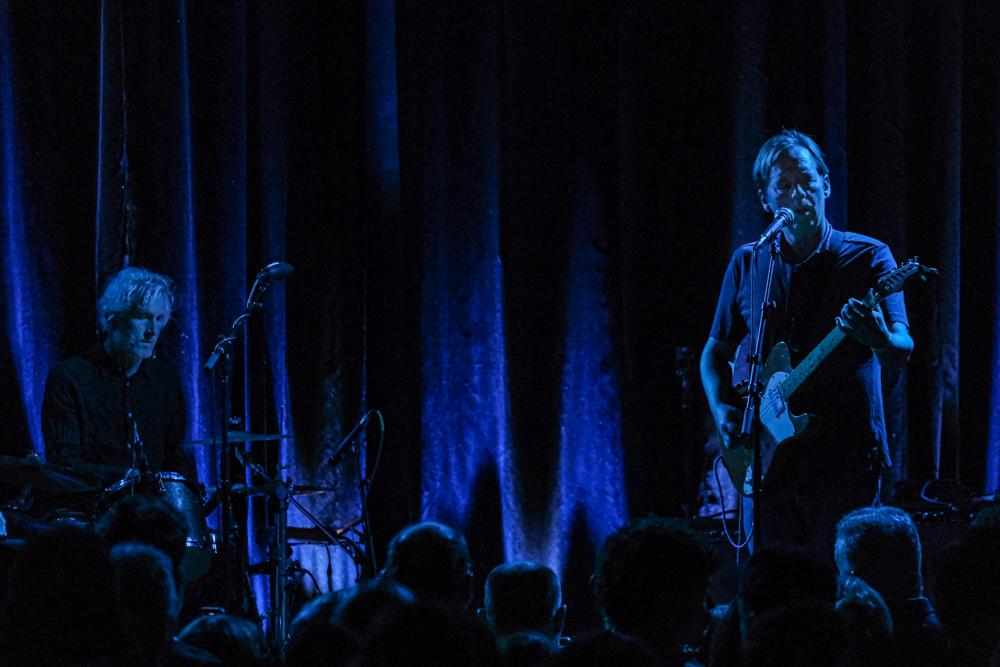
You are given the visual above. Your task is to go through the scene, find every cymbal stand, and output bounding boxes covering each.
[327,411,378,578]
[235,450,363,658]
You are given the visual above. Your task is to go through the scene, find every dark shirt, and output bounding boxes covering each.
[889,596,949,667]
[42,343,195,483]
[709,226,908,476]
[164,638,224,666]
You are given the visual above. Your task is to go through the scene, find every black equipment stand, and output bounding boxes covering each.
[741,238,781,551]
[327,411,379,579]
[204,314,249,616]
[203,263,292,617]
[236,439,376,658]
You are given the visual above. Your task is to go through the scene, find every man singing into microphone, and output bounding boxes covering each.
[700,130,912,556]
[42,267,195,484]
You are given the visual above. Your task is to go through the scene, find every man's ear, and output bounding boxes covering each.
[759,190,771,213]
[477,607,487,622]
[822,173,831,199]
[553,604,567,637]
[460,571,474,610]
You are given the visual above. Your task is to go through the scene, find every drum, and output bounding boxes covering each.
[0,507,47,537]
[104,472,215,585]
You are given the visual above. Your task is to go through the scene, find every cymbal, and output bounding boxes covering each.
[287,516,364,543]
[0,455,102,492]
[205,482,337,497]
[290,485,339,495]
[182,431,292,447]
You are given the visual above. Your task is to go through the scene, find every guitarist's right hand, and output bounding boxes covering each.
[713,403,748,451]
[702,338,748,451]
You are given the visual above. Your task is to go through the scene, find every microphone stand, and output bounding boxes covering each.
[741,237,780,553]
[204,272,279,615]
[328,412,378,579]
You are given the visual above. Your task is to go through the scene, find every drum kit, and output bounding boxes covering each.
[2,264,377,658]
[0,426,377,667]
[0,432,357,594]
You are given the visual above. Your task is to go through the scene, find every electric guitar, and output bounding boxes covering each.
[718,258,937,496]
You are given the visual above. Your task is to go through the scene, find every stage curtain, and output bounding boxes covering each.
[1,0,998,633]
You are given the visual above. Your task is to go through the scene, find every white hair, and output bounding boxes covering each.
[97,267,175,333]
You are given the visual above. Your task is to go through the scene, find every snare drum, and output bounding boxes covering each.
[103,472,215,585]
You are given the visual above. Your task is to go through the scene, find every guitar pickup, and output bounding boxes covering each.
[769,387,785,415]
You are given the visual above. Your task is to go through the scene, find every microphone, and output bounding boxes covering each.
[328,412,371,469]
[247,261,294,309]
[258,261,294,281]
[205,261,296,372]
[753,208,794,250]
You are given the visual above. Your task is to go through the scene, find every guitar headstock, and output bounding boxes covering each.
[871,257,938,306]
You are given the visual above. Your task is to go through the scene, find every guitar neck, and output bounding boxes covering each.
[780,286,880,401]
[780,325,847,400]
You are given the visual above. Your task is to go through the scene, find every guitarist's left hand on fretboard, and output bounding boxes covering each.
[836,298,890,349]
[838,296,913,370]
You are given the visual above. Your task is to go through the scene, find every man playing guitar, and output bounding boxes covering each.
[701,130,912,556]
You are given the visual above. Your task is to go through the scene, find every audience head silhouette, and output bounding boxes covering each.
[740,542,837,620]
[178,613,271,667]
[741,600,848,667]
[111,542,182,663]
[382,521,473,608]
[0,525,118,666]
[483,560,565,640]
[835,505,923,603]
[933,505,1000,667]
[97,494,189,589]
[592,516,719,658]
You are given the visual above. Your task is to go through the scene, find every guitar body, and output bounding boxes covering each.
[718,341,810,497]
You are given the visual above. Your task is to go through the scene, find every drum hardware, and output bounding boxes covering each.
[6,485,34,512]
[0,454,101,493]
[232,448,296,656]
[233,445,375,654]
[326,410,380,579]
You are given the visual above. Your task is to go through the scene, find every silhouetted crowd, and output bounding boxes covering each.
[2,498,999,666]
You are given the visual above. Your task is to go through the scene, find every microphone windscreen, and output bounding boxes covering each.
[260,262,294,281]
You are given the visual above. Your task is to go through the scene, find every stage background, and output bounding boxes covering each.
[1,0,998,634]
